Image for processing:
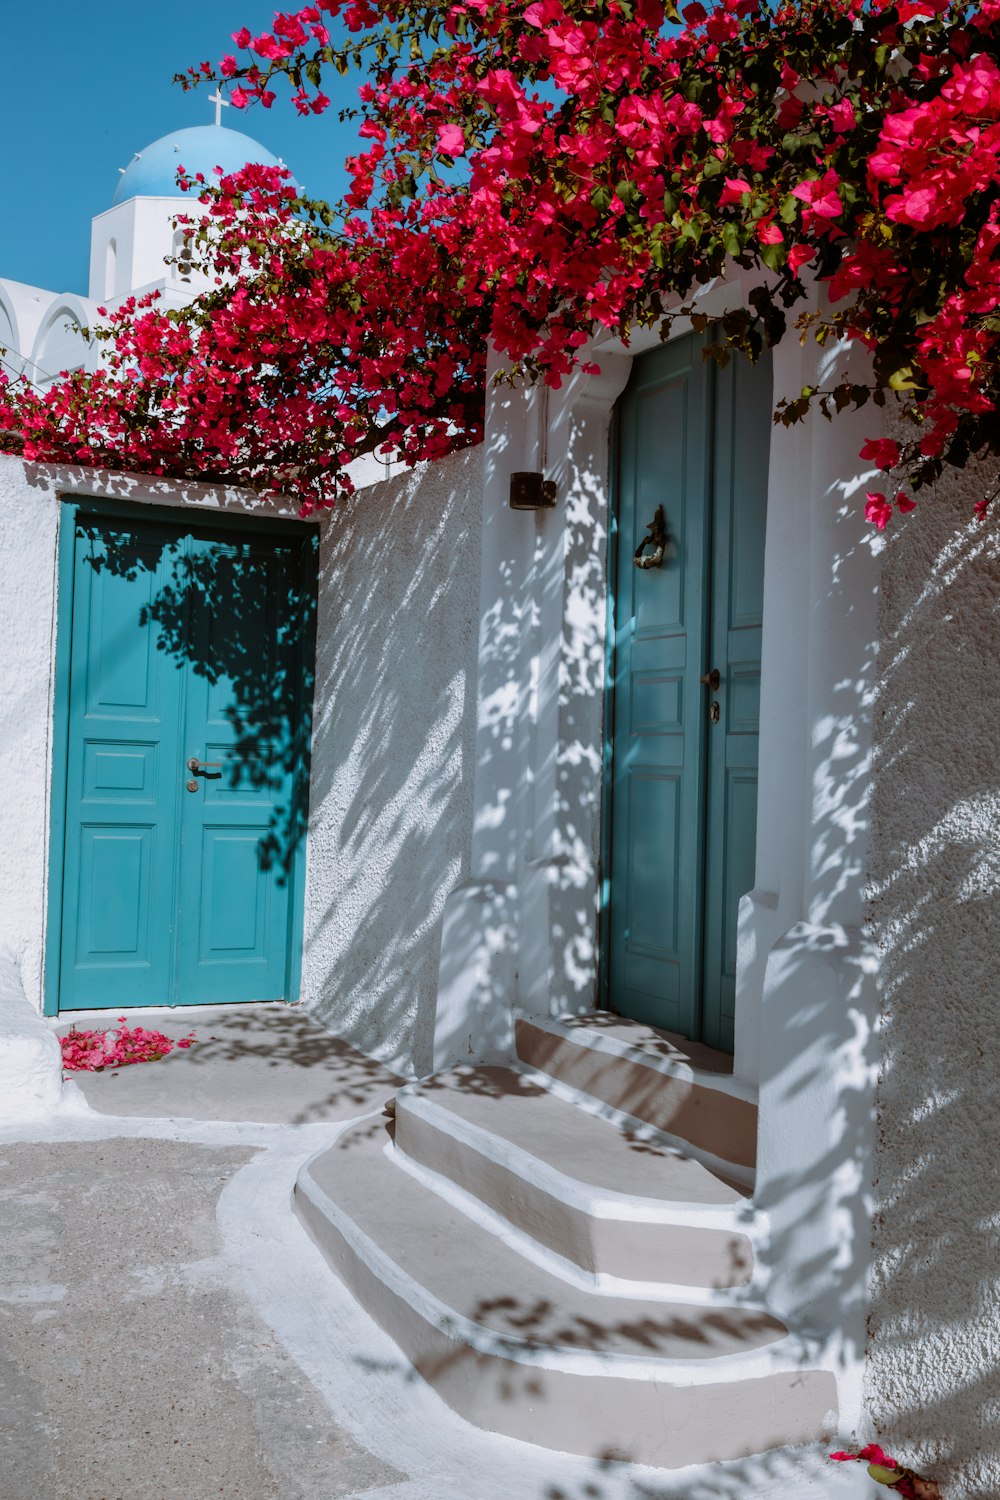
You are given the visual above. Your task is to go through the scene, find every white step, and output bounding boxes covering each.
[294,1117,837,1469]
[516,1014,758,1177]
[395,1066,756,1289]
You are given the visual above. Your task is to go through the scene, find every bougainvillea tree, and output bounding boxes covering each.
[2,0,1000,523]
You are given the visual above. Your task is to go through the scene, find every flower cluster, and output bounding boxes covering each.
[2,0,1000,525]
[830,1444,942,1498]
[61,1017,197,1072]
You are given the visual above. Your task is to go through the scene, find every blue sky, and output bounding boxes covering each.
[0,1,363,294]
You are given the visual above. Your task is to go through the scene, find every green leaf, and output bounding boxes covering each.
[867,1464,905,1486]
[888,366,921,391]
[721,222,742,257]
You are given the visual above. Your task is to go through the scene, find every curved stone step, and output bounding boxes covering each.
[516,1015,758,1176]
[294,1118,837,1469]
[394,1066,756,1289]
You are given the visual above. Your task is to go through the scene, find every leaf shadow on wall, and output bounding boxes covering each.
[75,512,317,885]
[302,446,482,1077]
[864,480,1000,1500]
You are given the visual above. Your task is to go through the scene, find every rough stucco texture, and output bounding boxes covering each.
[865,468,1000,1498]
[301,446,482,1077]
[0,457,59,1002]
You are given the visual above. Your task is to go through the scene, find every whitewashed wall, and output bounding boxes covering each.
[0,457,62,1003]
[865,462,1000,1497]
[300,446,483,1077]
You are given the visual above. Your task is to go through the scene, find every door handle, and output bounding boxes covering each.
[699,668,721,692]
[187,757,223,774]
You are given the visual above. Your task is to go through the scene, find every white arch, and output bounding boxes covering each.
[0,289,19,377]
[0,279,63,386]
[30,295,100,388]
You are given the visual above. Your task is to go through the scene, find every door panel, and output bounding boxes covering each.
[55,509,316,1010]
[700,350,771,1050]
[606,339,770,1050]
[174,535,302,1003]
[607,335,712,1037]
[60,521,184,1007]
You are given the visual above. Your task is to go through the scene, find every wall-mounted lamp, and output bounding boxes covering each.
[509,472,557,511]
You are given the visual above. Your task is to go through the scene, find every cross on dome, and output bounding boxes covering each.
[207,89,230,127]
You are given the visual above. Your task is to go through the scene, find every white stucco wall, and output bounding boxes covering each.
[865,465,1000,1497]
[0,457,62,999]
[300,445,483,1077]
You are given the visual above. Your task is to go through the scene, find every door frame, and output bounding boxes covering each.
[598,335,768,1046]
[44,495,319,1016]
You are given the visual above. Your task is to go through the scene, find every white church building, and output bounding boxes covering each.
[1,113,997,1494]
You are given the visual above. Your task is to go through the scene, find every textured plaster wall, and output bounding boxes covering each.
[865,465,1000,1496]
[0,456,60,1001]
[301,445,482,1077]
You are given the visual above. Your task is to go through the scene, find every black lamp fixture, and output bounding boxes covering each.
[509,471,557,511]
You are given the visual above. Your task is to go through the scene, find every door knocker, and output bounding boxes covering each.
[633,505,669,570]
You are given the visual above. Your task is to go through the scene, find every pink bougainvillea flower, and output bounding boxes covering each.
[860,438,901,470]
[719,177,753,205]
[436,123,466,156]
[60,1018,197,1072]
[829,1444,940,1498]
[787,245,815,276]
[864,492,894,530]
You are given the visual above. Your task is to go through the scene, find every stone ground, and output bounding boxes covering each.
[0,1004,874,1500]
[0,1138,403,1500]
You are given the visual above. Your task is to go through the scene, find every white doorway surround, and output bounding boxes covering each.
[432,269,883,1430]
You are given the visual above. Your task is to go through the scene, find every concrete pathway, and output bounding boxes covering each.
[0,1005,875,1500]
[55,1003,401,1123]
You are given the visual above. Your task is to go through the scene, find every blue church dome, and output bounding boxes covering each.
[113,125,292,205]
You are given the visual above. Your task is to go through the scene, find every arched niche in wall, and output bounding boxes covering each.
[0,293,19,376]
[104,239,117,300]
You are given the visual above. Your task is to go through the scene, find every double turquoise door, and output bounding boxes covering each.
[48,504,317,1013]
[605,335,770,1052]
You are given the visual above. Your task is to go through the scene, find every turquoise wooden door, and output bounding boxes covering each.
[51,507,317,1012]
[605,337,770,1050]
